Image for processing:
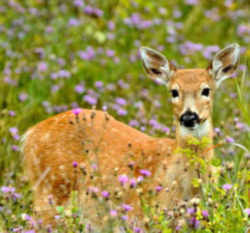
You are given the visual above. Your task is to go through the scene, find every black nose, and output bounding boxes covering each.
[180,111,199,128]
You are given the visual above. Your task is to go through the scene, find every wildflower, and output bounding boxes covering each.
[37,62,47,72]
[139,169,151,177]
[129,178,137,188]
[121,215,128,221]
[116,97,127,106]
[72,108,82,116]
[95,81,103,88]
[129,120,139,127]
[68,18,79,26]
[190,217,200,229]
[83,95,97,105]
[187,207,196,215]
[110,209,117,217]
[225,136,234,143]
[202,210,209,219]
[118,174,129,186]
[8,110,16,117]
[12,145,19,151]
[185,0,199,5]
[244,208,250,216]
[9,127,18,135]
[72,161,78,168]
[1,186,15,193]
[101,191,109,199]
[79,47,95,60]
[222,184,232,191]
[108,21,115,30]
[75,84,85,94]
[134,227,143,233]
[155,185,163,192]
[74,0,84,7]
[91,163,97,170]
[117,108,127,116]
[122,204,133,212]
[18,93,28,102]
[106,49,115,57]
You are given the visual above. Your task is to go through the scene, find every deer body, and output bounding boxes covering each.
[22,44,240,227]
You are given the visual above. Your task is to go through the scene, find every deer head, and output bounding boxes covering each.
[140,44,240,140]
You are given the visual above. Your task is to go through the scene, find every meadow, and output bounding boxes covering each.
[0,0,249,232]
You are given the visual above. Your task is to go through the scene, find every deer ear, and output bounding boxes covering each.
[209,43,240,88]
[139,47,176,85]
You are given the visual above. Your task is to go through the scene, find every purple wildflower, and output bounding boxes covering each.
[18,93,28,102]
[222,184,232,191]
[72,108,82,116]
[83,95,97,105]
[190,217,200,229]
[12,145,19,151]
[106,49,115,57]
[74,0,84,7]
[121,215,128,221]
[95,81,103,88]
[1,186,15,193]
[134,227,143,233]
[155,185,163,192]
[75,84,85,94]
[185,0,199,5]
[122,204,133,212]
[244,208,250,216]
[37,62,47,72]
[129,178,137,188]
[202,210,209,218]
[139,169,151,177]
[68,18,79,26]
[101,191,109,198]
[110,209,117,217]
[8,110,16,117]
[117,108,127,116]
[9,127,18,135]
[79,47,95,60]
[187,207,196,215]
[118,174,129,186]
[116,97,127,106]
[108,21,115,30]
[72,161,78,168]
[225,137,234,143]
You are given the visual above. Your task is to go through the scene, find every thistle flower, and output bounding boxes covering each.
[222,184,232,191]
[72,108,82,116]
[139,169,151,177]
[118,174,129,186]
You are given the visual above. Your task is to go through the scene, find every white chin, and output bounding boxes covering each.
[180,121,210,138]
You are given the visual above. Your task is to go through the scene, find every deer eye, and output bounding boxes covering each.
[201,88,210,97]
[171,89,179,98]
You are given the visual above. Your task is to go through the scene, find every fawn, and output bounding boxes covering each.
[22,43,240,228]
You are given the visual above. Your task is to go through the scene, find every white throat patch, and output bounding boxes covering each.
[180,120,211,138]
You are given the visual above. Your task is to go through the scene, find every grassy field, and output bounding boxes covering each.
[0,0,249,232]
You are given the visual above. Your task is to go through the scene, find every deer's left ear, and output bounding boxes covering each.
[208,43,240,88]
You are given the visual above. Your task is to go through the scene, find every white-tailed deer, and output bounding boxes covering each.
[22,44,240,228]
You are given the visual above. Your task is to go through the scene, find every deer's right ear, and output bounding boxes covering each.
[139,47,176,85]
